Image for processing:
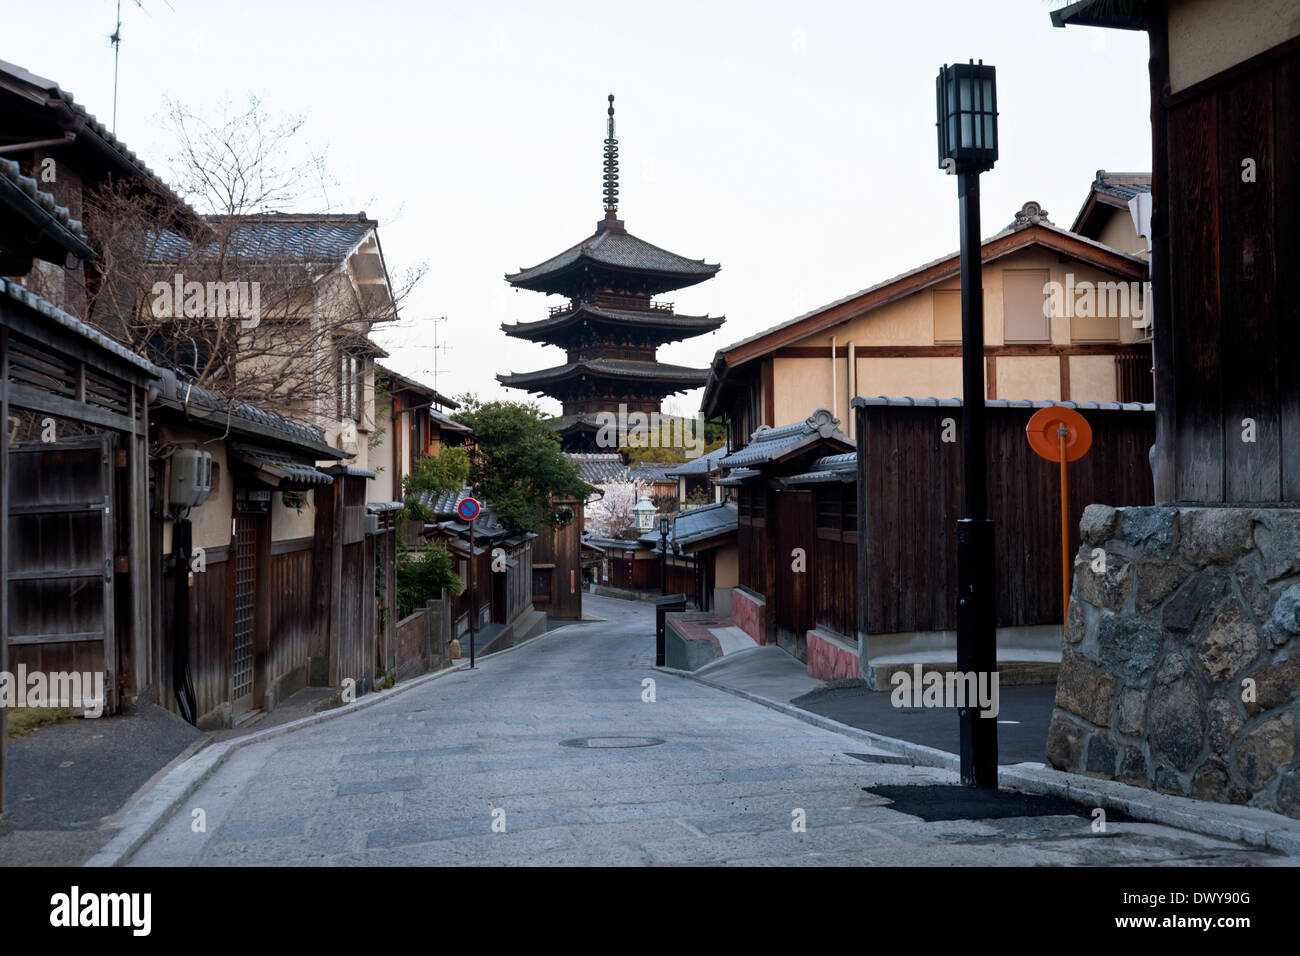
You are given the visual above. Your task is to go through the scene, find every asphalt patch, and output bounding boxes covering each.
[864,784,1135,822]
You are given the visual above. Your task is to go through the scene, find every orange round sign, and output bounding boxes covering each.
[1026,406,1092,463]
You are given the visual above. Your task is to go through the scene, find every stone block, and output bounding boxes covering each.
[1075,552,1131,612]
[1135,560,1189,613]
[1178,508,1254,567]
[1045,712,1087,771]
[1117,746,1148,785]
[1262,584,1300,647]
[1080,504,1119,546]
[1233,712,1295,791]
[1162,574,1227,634]
[1120,506,1178,558]
[1055,647,1115,726]
[1196,599,1261,684]
[1251,654,1300,714]
[1118,686,1146,736]
[1148,654,1204,772]
[1084,732,1117,777]
[1097,614,1162,679]
[1192,760,1248,805]
[1253,510,1300,582]
[1206,697,1245,753]
[1276,767,1300,819]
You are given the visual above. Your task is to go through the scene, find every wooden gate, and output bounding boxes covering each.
[5,435,117,711]
[773,488,815,658]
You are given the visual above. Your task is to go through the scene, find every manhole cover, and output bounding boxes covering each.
[560,736,665,749]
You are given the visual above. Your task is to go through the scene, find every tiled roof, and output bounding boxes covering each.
[0,59,194,216]
[671,501,738,548]
[784,451,857,485]
[0,157,94,261]
[503,303,724,341]
[629,463,676,483]
[567,452,630,484]
[717,408,851,469]
[0,278,157,373]
[228,443,335,485]
[1070,170,1153,234]
[151,213,376,264]
[506,218,719,292]
[376,364,460,411]
[498,358,709,389]
[151,368,343,458]
[664,445,728,477]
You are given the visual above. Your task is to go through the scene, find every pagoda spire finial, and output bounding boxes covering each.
[602,93,619,215]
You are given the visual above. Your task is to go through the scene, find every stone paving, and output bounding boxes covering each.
[128,595,1289,866]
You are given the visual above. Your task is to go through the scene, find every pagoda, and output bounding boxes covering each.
[499,95,724,451]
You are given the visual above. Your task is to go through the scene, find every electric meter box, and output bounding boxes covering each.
[171,449,213,508]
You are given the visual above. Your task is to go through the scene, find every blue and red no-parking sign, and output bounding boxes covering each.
[457,497,481,521]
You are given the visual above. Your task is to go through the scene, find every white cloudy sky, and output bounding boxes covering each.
[4,1,1151,417]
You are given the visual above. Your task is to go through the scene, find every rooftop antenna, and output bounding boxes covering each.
[602,94,619,215]
[110,0,122,132]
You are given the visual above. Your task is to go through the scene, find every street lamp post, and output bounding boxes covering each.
[659,516,670,594]
[936,60,999,789]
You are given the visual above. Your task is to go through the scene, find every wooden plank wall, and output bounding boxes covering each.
[814,482,858,637]
[1164,39,1300,503]
[268,543,313,699]
[858,403,1155,636]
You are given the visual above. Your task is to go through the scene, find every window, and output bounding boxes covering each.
[338,350,364,421]
[933,289,962,344]
[1002,269,1050,343]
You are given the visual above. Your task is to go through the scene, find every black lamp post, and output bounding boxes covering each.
[659,516,670,594]
[936,60,999,789]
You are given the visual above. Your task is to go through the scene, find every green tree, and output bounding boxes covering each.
[452,396,592,531]
[398,446,471,522]
[395,542,462,618]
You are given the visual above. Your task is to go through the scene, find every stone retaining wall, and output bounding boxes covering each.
[1046,505,1300,819]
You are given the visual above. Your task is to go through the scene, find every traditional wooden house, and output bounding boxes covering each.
[371,364,471,508]
[714,409,854,660]
[0,163,156,831]
[703,199,1153,449]
[1045,0,1300,819]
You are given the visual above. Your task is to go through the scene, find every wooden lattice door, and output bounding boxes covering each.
[231,514,259,717]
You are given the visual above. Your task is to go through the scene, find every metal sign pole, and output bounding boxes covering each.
[469,514,476,669]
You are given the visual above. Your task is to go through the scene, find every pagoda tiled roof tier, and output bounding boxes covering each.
[502,299,724,345]
[505,214,720,298]
[496,358,708,394]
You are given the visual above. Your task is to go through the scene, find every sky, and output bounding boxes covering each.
[3,1,1152,418]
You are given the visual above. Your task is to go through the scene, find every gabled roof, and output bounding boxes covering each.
[701,206,1149,418]
[670,500,738,550]
[506,214,720,296]
[0,59,196,219]
[664,444,729,477]
[717,408,852,468]
[501,301,724,342]
[0,157,94,263]
[1071,170,1152,238]
[376,363,460,411]
[783,451,857,486]
[152,212,378,264]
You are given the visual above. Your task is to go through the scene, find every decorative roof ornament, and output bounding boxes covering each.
[603,94,619,214]
[804,408,841,438]
[1008,201,1052,230]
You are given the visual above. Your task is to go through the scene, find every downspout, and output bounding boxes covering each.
[831,335,837,421]
[846,342,856,439]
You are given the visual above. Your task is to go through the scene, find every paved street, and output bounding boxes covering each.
[129,595,1285,866]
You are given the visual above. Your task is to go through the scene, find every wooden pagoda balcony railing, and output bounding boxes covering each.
[549,295,676,316]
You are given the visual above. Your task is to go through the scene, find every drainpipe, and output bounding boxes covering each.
[846,341,856,439]
[831,336,837,421]
[173,517,197,724]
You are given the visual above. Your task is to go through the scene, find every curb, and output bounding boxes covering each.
[659,665,1300,856]
[657,665,959,771]
[87,615,581,868]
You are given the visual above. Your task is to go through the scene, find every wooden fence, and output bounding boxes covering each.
[854,398,1155,636]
